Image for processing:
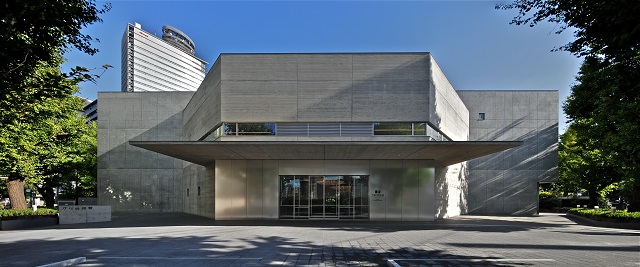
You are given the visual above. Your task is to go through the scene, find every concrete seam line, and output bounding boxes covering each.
[37,257,86,267]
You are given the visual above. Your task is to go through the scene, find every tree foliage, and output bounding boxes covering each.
[0,0,111,125]
[497,0,640,63]
[500,0,640,211]
[558,123,621,207]
[0,56,98,208]
[0,0,108,209]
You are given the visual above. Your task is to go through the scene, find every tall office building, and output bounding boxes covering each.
[121,22,207,92]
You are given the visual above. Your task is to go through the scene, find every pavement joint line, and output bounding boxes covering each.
[98,256,263,260]
[37,257,86,267]
[387,258,557,262]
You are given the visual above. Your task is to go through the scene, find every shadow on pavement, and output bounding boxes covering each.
[38,213,578,234]
[445,242,640,252]
[1,232,535,266]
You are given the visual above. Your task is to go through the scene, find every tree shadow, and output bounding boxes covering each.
[35,213,581,235]
[1,232,537,267]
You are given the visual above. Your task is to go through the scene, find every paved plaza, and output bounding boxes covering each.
[0,213,638,266]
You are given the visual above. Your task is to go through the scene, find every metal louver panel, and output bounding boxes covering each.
[309,123,341,137]
[341,123,373,136]
[277,123,308,136]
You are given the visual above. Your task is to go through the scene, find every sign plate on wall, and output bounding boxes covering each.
[372,190,384,202]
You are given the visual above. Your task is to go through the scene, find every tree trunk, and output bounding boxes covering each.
[36,180,56,208]
[7,173,27,210]
[627,186,640,212]
[586,186,600,208]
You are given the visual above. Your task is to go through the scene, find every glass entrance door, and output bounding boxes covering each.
[310,176,324,218]
[280,175,369,219]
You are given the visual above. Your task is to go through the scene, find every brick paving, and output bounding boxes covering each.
[0,213,638,266]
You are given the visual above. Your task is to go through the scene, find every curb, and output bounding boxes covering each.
[564,213,640,230]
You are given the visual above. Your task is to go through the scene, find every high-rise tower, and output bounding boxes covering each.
[121,22,207,92]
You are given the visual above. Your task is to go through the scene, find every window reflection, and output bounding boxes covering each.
[224,123,275,135]
[373,122,412,135]
[211,122,449,140]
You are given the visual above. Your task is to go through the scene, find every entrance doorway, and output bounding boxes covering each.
[279,175,369,219]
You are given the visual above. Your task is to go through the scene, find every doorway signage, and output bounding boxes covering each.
[372,190,384,202]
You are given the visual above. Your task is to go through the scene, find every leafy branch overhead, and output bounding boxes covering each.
[497,0,640,63]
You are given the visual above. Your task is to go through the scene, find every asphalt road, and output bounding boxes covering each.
[1,213,638,266]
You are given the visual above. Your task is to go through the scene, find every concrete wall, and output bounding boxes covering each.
[97,92,193,212]
[434,162,468,219]
[428,57,469,141]
[214,159,435,221]
[182,56,221,140]
[457,90,558,215]
[182,163,215,218]
[200,53,433,126]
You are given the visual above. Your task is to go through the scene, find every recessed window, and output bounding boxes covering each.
[478,113,486,121]
[187,189,190,196]
[198,186,201,196]
[373,122,412,135]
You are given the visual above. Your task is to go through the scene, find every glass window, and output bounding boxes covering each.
[413,123,427,135]
[238,123,276,135]
[224,123,237,135]
[373,122,412,135]
[479,113,485,120]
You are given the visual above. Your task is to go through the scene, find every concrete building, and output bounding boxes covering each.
[98,53,558,220]
[121,22,207,92]
[82,99,98,122]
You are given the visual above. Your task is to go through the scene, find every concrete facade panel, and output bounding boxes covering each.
[401,160,420,221]
[221,54,298,81]
[418,160,436,220]
[297,81,353,122]
[214,160,232,219]
[221,81,298,122]
[230,160,248,219]
[246,160,264,219]
[368,160,386,221]
[262,160,280,219]
[352,80,429,122]
[352,54,429,81]
[384,160,403,220]
[458,90,558,215]
[297,54,353,81]
[98,92,192,213]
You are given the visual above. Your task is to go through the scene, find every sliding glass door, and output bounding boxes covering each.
[279,175,369,219]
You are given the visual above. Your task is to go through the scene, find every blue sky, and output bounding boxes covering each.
[64,0,582,132]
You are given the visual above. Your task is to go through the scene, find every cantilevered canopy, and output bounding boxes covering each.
[129,141,522,166]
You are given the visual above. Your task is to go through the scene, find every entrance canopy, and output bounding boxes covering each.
[129,141,522,166]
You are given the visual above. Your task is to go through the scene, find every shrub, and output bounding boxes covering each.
[0,208,58,219]
[569,208,640,222]
[539,191,559,210]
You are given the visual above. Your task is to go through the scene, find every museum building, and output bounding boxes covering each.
[97,53,558,220]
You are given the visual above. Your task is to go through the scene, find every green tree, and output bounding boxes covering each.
[559,123,621,207]
[1,1,110,124]
[33,97,98,208]
[1,0,108,209]
[499,0,640,211]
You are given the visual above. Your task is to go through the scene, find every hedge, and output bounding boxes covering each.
[569,208,640,222]
[0,208,58,219]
